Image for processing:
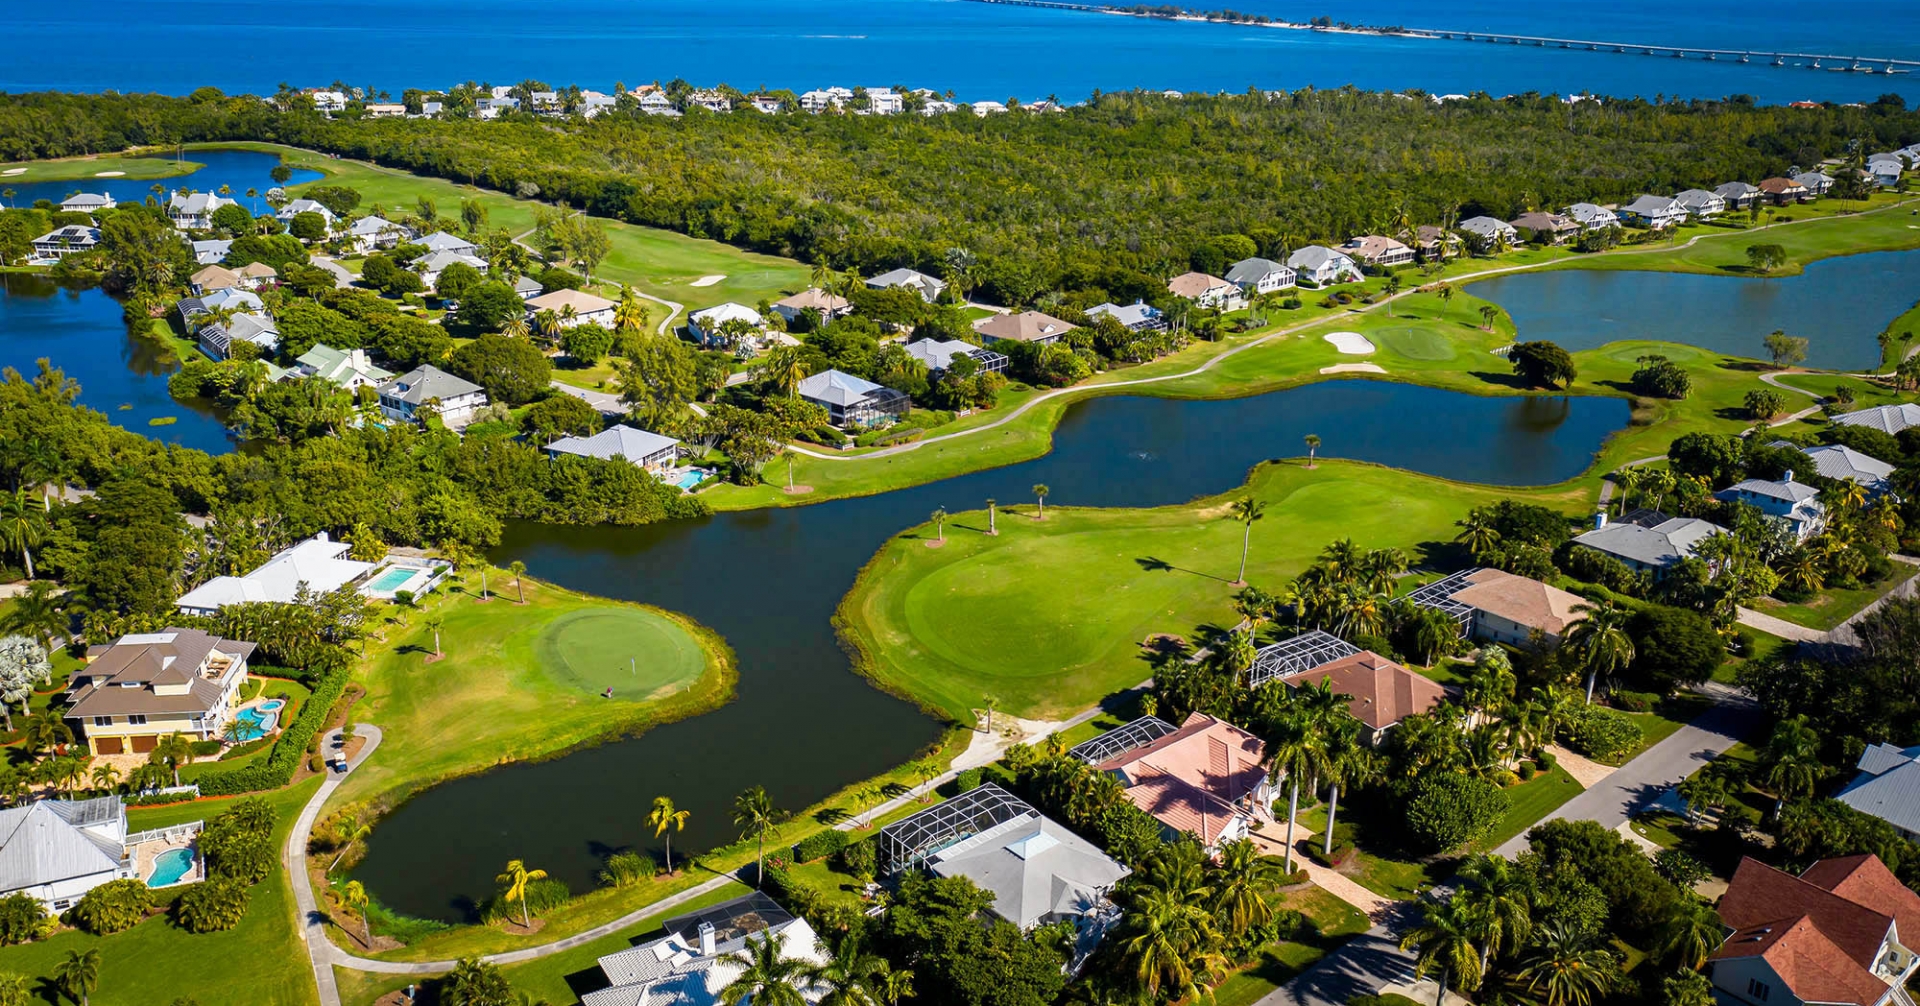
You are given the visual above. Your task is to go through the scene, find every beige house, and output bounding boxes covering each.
[972,310,1078,347]
[1341,235,1415,267]
[66,629,255,755]
[1408,567,1588,647]
[1167,271,1244,311]
[770,288,852,324]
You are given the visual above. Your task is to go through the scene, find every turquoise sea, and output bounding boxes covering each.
[8,0,1919,104]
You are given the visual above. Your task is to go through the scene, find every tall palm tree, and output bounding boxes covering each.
[1229,496,1267,585]
[649,795,691,874]
[1456,854,1533,970]
[1303,434,1322,468]
[53,948,101,1006]
[152,732,193,787]
[3,580,67,649]
[1383,274,1402,316]
[1265,705,1325,871]
[1655,897,1723,971]
[1564,600,1634,703]
[929,508,946,543]
[1120,883,1228,1001]
[425,613,445,657]
[1320,716,1377,857]
[875,968,914,1006]
[1400,898,1483,1006]
[765,347,808,398]
[1516,923,1618,1006]
[733,786,785,887]
[1032,484,1049,519]
[509,560,528,603]
[1210,838,1288,939]
[328,812,373,870]
[90,763,120,796]
[495,859,549,929]
[1761,715,1822,819]
[343,879,373,947]
[0,489,47,580]
[722,930,812,1006]
[807,930,886,1006]
[1453,513,1501,558]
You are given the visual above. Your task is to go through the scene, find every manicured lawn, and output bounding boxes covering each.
[837,459,1587,721]
[1345,849,1448,903]
[1470,767,1584,853]
[1613,691,1716,765]
[0,781,323,1006]
[1545,192,1920,278]
[1211,884,1372,1006]
[0,152,203,183]
[1751,566,1918,631]
[533,606,710,700]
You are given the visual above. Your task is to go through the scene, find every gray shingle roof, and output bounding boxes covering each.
[1573,516,1724,568]
[1837,744,1920,834]
[1720,478,1820,504]
[797,369,887,408]
[1224,257,1292,286]
[379,365,484,406]
[1285,245,1355,273]
[546,425,681,464]
[418,231,478,254]
[1622,194,1681,216]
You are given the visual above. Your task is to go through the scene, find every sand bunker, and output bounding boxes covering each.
[94,171,126,177]
[1319,363,1387,375]
[1,168,25,176]
[689,274,726,287]
[1323,331,1376,354]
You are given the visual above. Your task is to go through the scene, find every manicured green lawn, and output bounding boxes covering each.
[0,781,323,1006]
[1613,691,1716,765]
[1751,566,1918,631]
[837,459,1587,721]
[1345,849,1448,903]
[1211,884,1372,1006]
[0,152,203,184]
[1470,767,1584,853]
[533,607,709,700]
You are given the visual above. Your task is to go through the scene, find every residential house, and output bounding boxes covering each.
[1509,212,1580,245]
[1224,256,1299,294]
[1837,744,1920,841]
[1285,246,1362,286]
[636,91,677,116]
[347,215,412,254]
[512,275,543,300]
[176,533,376,616]
[364,103,405,118]
[417,101,444,117]
[750,96,783,114]
[1085,301,1166,331]
[292,344,393,390]
[878,784,1130,933]
[376,365,489,427]
[30,225,99,261]
[1674,188,1728,220]
[971,101,1009,115]
[545,424,682,473]
[1407,567,1588,648]
[1083,712,1273,851]
[1707,855,1920,1006]
[418,231,479,255]
[524,288,617,329]
[1793,443,1895,497]
[866,267,947,303]
[310,90,348,114]
[1571,511,1726,576]
[1617,195,1687,230]
[799,87,853,112]
[197,312,279,361]
[0,798,134,912]
[687,302,765,348]
[1715,473,1826,540]
[189,264,242,295]
[579,91,617,118]
[1167,271,1246,309]
[177,287,264,326]
[687,90,731,113]
[1403,225,1465,259]
[796,369,910,427]
[1457,215,1521,248]
[414,249,489,291]
[167,191,237,230]
[863,89,905,114]
[1833,403,1920,435]
[474,96,519,119]
[904,338,1008,374]
[66,628,255,754]
[920,100,959,116]
[1340,235,1415,267]
[581,893,828,1006]
[190,239,232,266]
[770,288,852,325]
[1760,176,1813,204]
[972,310,1078,347]
[529,91,562,114]
[1715,182,1763,210]
[1280,651,1448,745]
[58,193,115,215]
[1867,156,1904,188]
[1791,170,1834,197]
[1565,203,1622,231]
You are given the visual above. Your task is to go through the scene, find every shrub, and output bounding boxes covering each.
[1654,848,1711,889]
[0,894,49,945]
[1608,689,1661,712]
[206,830,274,885]
[130,790,198,807]
[189,739,222,757]
[792,829,850,864]
[483,877,571,924]
[197,668,347,795]
[1405,774,1510,853]
[1561,706,1643,762]
[218,737,272,761]
[599,851,655,888]
[835,839,878,883]
[69,878,153,935]
[1626,606,1723,691]
[1535,748,1558,770]
[1307,839,1354,868]
[1517,762,1538,782]
[955,768,982,792]
[175,877,251,933]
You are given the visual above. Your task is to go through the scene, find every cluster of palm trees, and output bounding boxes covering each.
[1103,838,1293,1001]
[1401,852,1724,1006]
[1253,677,1381,865]
[719,926,913,1006]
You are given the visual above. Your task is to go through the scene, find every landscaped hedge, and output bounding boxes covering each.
[194,668,347,796]
[1560,705,1643,763]
[791,829,850,864]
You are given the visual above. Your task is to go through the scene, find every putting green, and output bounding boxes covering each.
[533,607,706,701]
[1373,326,1457,361]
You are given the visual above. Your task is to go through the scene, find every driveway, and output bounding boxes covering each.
[548,380,625,417]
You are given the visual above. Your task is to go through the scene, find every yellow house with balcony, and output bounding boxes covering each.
[64,629,255,756]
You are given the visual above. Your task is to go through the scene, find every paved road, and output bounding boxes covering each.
[309,256,356,289]
[548,380,625,416]
[289,724,384,1006]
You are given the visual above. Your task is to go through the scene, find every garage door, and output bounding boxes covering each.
[130,735,157,754]
[94,737,123,755]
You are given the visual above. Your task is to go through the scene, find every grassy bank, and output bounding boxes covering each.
[0,151,202,185]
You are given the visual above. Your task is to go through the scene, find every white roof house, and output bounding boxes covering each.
[1224,257,1297,294]
[687,302,764,346]
[1832,403,1920,435]
[1086,301,1166,330]
[904,338,1008,374]
[1457,216,1521,245]
[1565,203,1621,230]
[197,313,280,361]
[0,798,132,911]
[1286,245,1361,286]
[1794,443,1895,495]
[59,193,115,214]
[582,893,827,1006]
[1837,743,1920,840]
[1618,195,1687,229]
[1572,514,1725,575]
[923,807,1130,930]
[377,365,488,427]
[797,369,910,426]
[30,225,100,261]
[418,231,479,255]
[348,215,413,252]
[176,532,376,615]
[1715,475,1825,540]
[293,345,393,390]
[166,191,236,229]
[275,198,337,224]
[1674,189,1727,219]
[544,424,682,471]
[191,239,233,265]
[866,267,947,303]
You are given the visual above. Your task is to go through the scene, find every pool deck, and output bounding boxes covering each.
[133,839,203,889]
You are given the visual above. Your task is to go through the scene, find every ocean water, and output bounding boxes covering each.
[7,0,1919,104]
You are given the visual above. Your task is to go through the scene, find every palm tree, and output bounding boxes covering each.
[1479,304,1499,331]
[733,786,785,887]
[765,347,808,398]
[343,879,373,947]
[1456,854,1533,970]
[2,580,66,649]
[1400,898,1483,1006]
[1516,923,1618,1006]
[152,732,193,787]
[1229,496,1267,585]
[23,711,71,758]
[1655,897,1723,971]
[1121,883,1228,1001]
[1303,433,1322,468]
[89,763,119,796]
[1320,716,1378,857]
[1564,600,1634,703]
[425,613,444,657]
[929,508,946,543]
[1761,715,1822,819]
[509,560,528,603]
[722,930,812,1006]
[53,948,101,1006]
[495,859,549,929]
[1436,282,1456,321]
[649,795,691,874]
[1266,704,1327,872]
[1383,274,1402,316]
[0,489,47,579]
[328,811,373,870]
[1211,838,1288,939]
[1032,484,1049,519]
[875,968,914,1006]
[807,930,887,1006]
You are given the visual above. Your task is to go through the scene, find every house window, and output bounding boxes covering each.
[1747,978,1770,1002]
[128,715,147,726]
[93,716,112,727]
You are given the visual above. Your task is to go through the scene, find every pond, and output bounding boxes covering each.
[1471,249,1920,373]
[353,380,1630,921]
[2,148,320,210]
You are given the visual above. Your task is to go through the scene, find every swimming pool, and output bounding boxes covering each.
[229,700,283,742]
[146,847,195,888]
[365,566,424,593]
[672,469,708,491]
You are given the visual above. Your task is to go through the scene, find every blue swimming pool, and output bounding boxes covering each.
[365,566,423,592]
[672,469,708,491]
[146,847,195,888]
[229,700,283,742]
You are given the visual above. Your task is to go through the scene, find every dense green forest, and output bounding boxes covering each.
[2,89,1915,301]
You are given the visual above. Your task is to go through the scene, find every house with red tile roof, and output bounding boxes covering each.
[1091,713,1272,851]
[1709,854,1920,1006]
[1280,651,1448,745]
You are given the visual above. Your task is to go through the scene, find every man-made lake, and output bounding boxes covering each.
[353,381,1629,921]
[1473,249,1920,372]
[1,148,320,209]
[6,0,1916,104]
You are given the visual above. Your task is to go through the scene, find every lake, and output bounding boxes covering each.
[353,380,1629,921]
[6,0,1917,104]
[1472,249,1920,372]
[1,148,320,209]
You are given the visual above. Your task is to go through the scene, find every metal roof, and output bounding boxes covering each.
[879,783,1034,875]
[1247,629,1362,688]
[1068,715,1180,765]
